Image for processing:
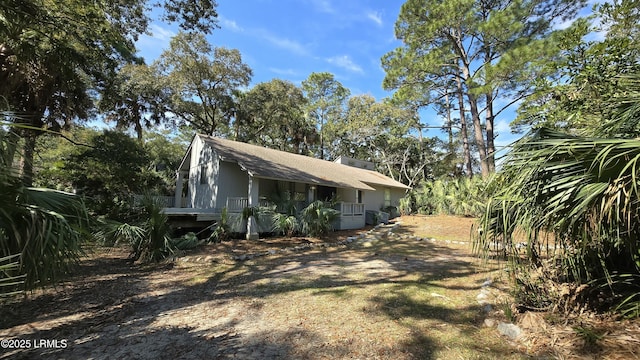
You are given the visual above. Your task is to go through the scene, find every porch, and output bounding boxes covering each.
[158,194,366,232]
[333,202,366,230]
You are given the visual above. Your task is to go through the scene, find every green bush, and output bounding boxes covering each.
[172,232,203,250]
[475,128,640,317]
[209,207,231,242]
[402,177,488,217]
[272,213,300,237]
[95,194,172,262]
[300,200,340,237]
[1,125,91,292]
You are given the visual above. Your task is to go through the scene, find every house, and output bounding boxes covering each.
[166,134,410,239]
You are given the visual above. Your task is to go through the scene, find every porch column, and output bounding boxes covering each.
[307,185,316,204]
[174,171,185,208]
[246,175,259,240]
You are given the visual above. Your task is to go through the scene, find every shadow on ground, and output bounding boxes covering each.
[0,220,527,359]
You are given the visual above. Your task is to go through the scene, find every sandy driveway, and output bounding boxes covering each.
[1,217,524,359]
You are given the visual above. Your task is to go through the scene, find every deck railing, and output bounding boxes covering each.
[335,202,365,217]
[226,197,271,212]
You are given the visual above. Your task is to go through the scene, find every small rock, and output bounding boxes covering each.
[497,322,522,340]
[484,318,496,327]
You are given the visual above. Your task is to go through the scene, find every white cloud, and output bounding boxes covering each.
[494,119,511,133]
[149,24,176,42]
[309,0,335,13]
[219,17,310,57]
[269,68,300,76]
[135,24,176,61]
[220,16,243,32]
[326,55,363,73]
[261,31,310,56]
[553,18,575,31]
[366,11,383,26]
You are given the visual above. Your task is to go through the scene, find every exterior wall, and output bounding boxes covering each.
[217,160,249,208]
[336,187,358,203]
[362,187,406,212]
[188,136,219,209]
[334,156,375,170]
[187,136,249,210]
[336,215,366,230]
[389,188,406,208]
[362,188,384,211]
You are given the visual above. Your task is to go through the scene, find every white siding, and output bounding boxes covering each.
[187,136,250,210]
[217,161,249,208]
[336,188,358,203]
[362,186,406,211]
[363,188,384,211]
[188,137,219,209]
[390,188,406,208]
[337,216,366,230]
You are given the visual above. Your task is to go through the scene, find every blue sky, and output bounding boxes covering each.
[137,0,405,99]
[134,0,600,152]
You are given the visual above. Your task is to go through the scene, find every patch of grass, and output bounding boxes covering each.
[573,325,604,347]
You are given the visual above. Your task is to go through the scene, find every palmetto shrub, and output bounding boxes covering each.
[0,255,24,297]
[402,177,488,217]
[300,200,340,237]
[272,213,300,237]
[95,194,172,262]
[0,124,90,292]
[476,128,640,317]
[269,190,301,237]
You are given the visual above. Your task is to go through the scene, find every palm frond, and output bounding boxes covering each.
[477,128,640,316]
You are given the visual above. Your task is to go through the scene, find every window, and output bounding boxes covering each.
[357,190,363,204]
[200,163,207,184]
[384,188,391,207]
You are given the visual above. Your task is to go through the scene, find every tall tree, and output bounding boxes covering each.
[301,72,350,160]
[99,63,169,140]
[0,0,219,185]
[336,95,411,158]
[235,79,313,153]
[62,130,163,218]
[383,0,587,177]
[335,95,444,186]
[154,32,252,135]
[513,0,640,136]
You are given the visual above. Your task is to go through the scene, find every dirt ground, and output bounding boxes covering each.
[0,215,638,359]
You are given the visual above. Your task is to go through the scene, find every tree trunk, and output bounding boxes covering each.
[467,92,489,178]
[485,92,496,173]
[21,130,36,187]
[1,129,20,169]
[455,76,473,177]
[457,57,489,178]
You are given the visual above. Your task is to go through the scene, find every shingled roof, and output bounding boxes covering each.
[196,135,410,191]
